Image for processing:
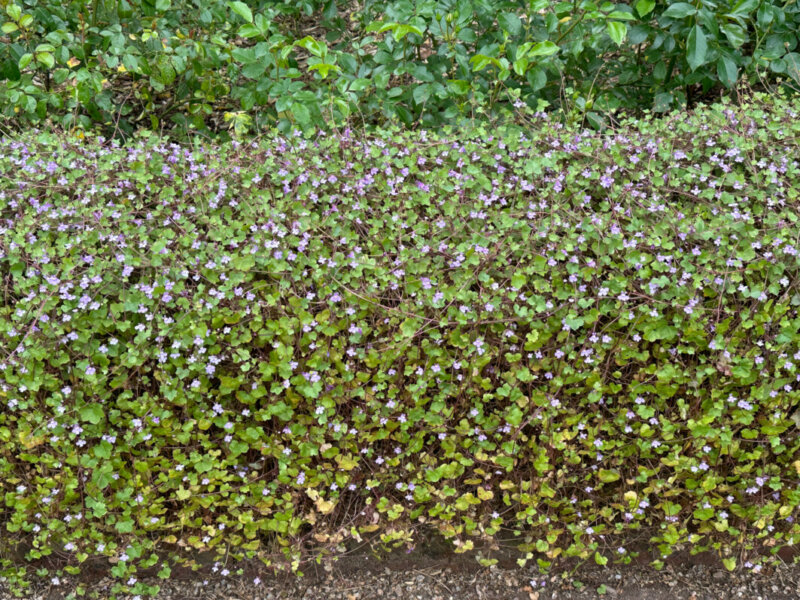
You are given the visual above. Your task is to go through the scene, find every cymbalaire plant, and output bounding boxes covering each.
[1,93,800,598]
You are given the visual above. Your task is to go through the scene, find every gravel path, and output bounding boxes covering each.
[4,547,800,600]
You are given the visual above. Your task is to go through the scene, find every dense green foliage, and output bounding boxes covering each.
[1,0,799,140]
[2,95,800,598]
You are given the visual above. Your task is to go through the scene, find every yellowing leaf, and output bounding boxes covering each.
[315,498,335,514]
[336,455,358,470]
[67,57,81,68]
[598,469,620,483]
[540,482,556,498]
[18,429,45,449]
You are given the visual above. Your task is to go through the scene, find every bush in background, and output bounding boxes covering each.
[0,0,799,140]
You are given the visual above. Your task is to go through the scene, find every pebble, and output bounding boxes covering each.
[3,550,800,600]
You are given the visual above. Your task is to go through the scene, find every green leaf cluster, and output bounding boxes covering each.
[0,0,798,139]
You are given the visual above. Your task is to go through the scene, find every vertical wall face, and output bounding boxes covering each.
[1,98,800,591]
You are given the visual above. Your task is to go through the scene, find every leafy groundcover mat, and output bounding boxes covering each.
[2,95,800,598]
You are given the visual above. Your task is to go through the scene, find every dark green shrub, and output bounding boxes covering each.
[1,0,799,139]
[1,94,800,597]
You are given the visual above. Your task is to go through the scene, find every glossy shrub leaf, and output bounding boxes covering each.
[5,3,21,21]
[787,52,800,84]
[412,83,431,105]
[18,52,33,70]
[607,21,628,46]
[687,24,708,71]
[35,52,54,69]
[498,12,522,36]
[716,55,738,87]
[721,23,748,48]
[635,0,656,17]
[727,0,759,18]
[227,1,253,23]
[662,2,698,18]
[291,102,311,124]
[0,56,21,80]
[528,41,559,57]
